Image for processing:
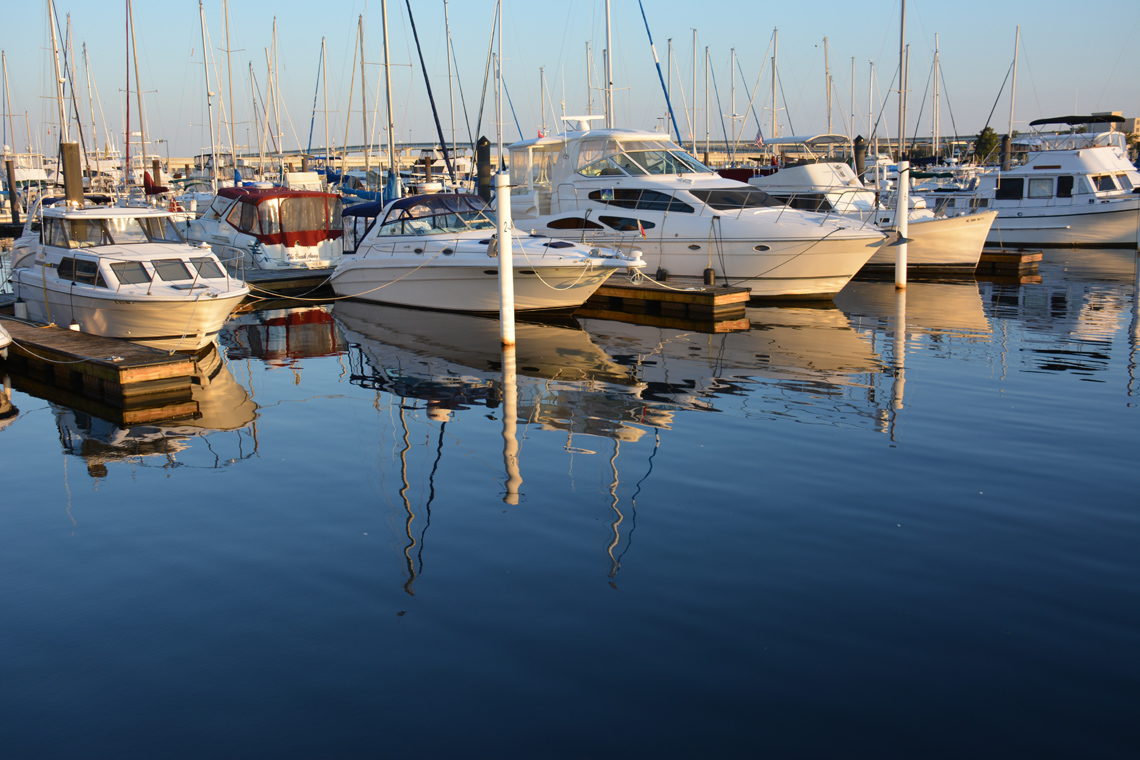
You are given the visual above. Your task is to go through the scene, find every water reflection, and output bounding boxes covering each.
[979,249,1139,380]
[0,373,17,431]
[221,303,344,365]
[53,346,259,478]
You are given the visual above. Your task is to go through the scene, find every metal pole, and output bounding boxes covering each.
[495,170,515,345]
[1008,25,1020,138]
[199,1,218,193]
[895,160,909,288]
[604,0,614,128]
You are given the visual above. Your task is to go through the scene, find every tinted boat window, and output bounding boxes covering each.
[598,216,655,232]
[1057,176,1074,198]
[588,189,694,213]
[690,188,784,210]
[111,261,152,284]
[152,259,193,281]
[548,217,604,230]
[189,257,225,279]
[995,177,1023,200]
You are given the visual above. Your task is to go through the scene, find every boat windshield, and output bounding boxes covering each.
[43,214,186,248]
[578,138,710,177]
[376,208,495,236]
[688,188,784,211]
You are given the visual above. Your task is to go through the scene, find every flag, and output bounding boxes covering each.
[636,219,647,238]
[754,130,765,147]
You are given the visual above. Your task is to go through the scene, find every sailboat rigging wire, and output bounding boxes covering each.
[636,0,682,144]
[909,54,936,148]
[404,0,456,183]
[306,42,323,155]
[473,10,499,153]
[707,61,732,164]
[501,76,525,144]
[734,53,770,144]
[775,66,796,136]
[981,59,1014,134]
[938,64,960,146]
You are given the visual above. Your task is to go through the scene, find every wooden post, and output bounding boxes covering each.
[61,142,83,206]
[4,159,20,224]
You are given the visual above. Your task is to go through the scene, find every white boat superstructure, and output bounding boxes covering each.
[917,119,1140,248]
[506,123,887,298]
[185,185,344,272]
[749,160,996,271]
[330,192,642,313]
[9,203,249,351]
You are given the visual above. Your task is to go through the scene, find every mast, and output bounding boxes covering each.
[868,60,876,156]
[690,29,697,154]
[823,36,831,134]
[603,0,614,127]
[444,0,456,163]
[222,0,237,170]
[495,0,503,161]
[585,41,593,115]
[539,67,547,136]
[849,56,855,143]
[703,46,709,158]
[129,0,148,179]
[381,0,397,191]
[272,19,282,176]
[47,0,69,142]
[932,34,940,158]
[249,62,264,176]
[322,37,330,170]
[198,0,218,192]
[123,0,130,184]
[770,28,778,139]
[358,14,369,175]
[82,44,99,157]
[2,52,14,151]
[897,0,907,159]
[1007,25,1020,137]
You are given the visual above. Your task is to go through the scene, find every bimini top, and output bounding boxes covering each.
[217,185,339,204]
[1028,114,1126,127]
[762,134,852,148]
[342,200,385,219]
[384,193,488,217]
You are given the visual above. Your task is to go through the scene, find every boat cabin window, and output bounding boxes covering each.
[189,256,225,279]
[227,201,256,233]
[1027,178,1053,199]
[204,195,235,220]
[106,215,185,244]
[598,216,655,233]
[548,217,604,230]
[377,208,494,236]
[1057,176,1074,198]
[152,259,194,281]
[1115,173,1135,191]
[577,138,709,178]
[110,261,152,285]
[995,177,1023,200]
[57,256,108,287]
[587,189,694,213]
[1092,175,1119,192]
[690,188,784,211]
[257,196,343,243]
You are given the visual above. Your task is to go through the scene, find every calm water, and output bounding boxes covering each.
[2,250,1138,758]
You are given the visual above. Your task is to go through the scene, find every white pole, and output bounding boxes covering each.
[770,28,778,139]
[895,159,909,288]
[501,343,521,505]
[496,171,516,346]
[690,29,697,154]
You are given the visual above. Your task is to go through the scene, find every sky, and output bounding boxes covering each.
[2,0,1139,158]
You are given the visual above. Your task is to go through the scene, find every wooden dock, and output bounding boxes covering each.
[976,248,1043,277]
[583,277,750,318]
[0,316,196,406]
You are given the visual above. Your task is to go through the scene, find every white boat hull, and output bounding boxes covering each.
[566,233,882,298]
[985,201,1140,248]
[330,261,620,312]
[866,211,997,270]
[11,277,246,352]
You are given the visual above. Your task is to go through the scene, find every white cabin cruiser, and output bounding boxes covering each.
[185,186,344,271]
[507,121,887,298]
[749,158,996,272]
[917,116,1140,248]
[9,203,248,352]
[331,192,642,313]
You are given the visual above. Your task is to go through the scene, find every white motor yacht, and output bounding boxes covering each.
[185,185,344,271]
[748,155,996,273]
[330,192,642,313]
[916,116,1140,248]
[507,120,887,299]
[9,202,249,352]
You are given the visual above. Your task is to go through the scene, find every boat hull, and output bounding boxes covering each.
[865,211,996,270]
[985,201,1140,248]
[329,262,621,312]
[11,277,246,352]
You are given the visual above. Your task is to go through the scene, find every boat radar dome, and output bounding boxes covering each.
[561,115,605,132]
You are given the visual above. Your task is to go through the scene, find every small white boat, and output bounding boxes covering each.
[0,322,11,358]
[331,192,642,313]
[185,185,344,271]
[9,203,249,352]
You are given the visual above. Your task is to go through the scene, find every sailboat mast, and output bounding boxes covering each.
[322,37,330,169]
[690,29,697,154]
[2,52,14,151]
[223,0,237,170]
[703,46,709,158]
[198,0,218,192]
[1008,25,1020,137]
[603,0,614,128]
[82,44,99,158]
[897,0,907,159]
[444,0,456,163]
[47,0,69,142]
[539,67,547,135]
[932,34,940,158]
[585,41,593,115]
[770,28,778,139]
[358,15,369,175]
[823,36,831,134]
[381,0,396,185]
[129,0,148,177]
